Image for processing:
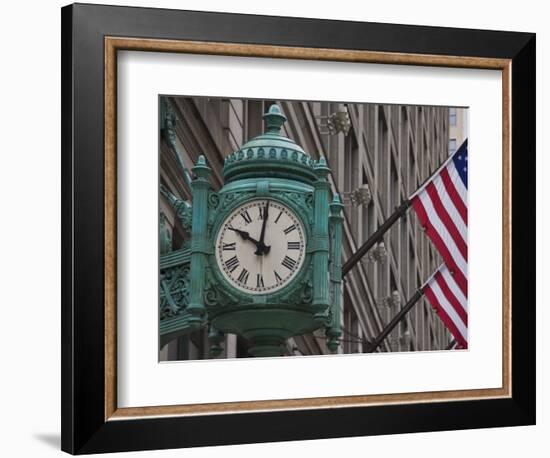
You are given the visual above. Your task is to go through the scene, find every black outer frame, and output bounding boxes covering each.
[61,3,536,454]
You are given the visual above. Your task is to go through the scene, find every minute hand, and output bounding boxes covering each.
[256,201,270,255]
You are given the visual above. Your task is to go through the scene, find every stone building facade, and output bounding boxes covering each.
[449,106,468,155]
[160,97,462,360]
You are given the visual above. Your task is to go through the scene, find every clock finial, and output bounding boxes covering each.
[263,104,287,134]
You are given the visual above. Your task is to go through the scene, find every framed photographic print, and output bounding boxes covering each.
[61,3,536,454]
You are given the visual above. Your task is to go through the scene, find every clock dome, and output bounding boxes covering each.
[223,104,320,184]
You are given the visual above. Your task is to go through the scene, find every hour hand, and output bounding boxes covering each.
[227,227,261,247]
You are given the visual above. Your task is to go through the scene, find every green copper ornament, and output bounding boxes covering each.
[160,104,342,357]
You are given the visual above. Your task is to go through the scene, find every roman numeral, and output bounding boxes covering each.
[274,270,283,283]
[240,210,252,224]
[222,242,236,251]
[281,256,297,270]
[256,274,264,288]
[258,206,264,220]
[287,241,301,250]
[237,268,250,284]
[283,224,296,235]
[224,256,239,272]
[274,211,283,224]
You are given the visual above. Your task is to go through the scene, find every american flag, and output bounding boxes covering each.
[411,139,468,347]
[422,264,468,348]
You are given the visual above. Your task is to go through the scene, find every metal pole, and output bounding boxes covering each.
[342,199,411,276]
[445,339,457,350]
[366,289,424,353]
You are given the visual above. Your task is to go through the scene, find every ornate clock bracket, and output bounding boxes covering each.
[159,104,343,357]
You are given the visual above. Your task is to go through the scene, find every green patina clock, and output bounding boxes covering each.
[214,198,307,294]
[160,104,344,357]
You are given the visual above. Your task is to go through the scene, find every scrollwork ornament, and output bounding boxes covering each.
[204,288,219,306]
[208,192,220,209]
[301,282,313,304]
[159,264,190,319]
[180,205,192,231]
[305,192,314,208]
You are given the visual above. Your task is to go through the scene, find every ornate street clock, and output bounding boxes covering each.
[160,104,344,357]
[215,199,307,294]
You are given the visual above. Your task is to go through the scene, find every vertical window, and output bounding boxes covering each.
[389,273,398,349]
[361,168,371,243]
[366,198,376,281]
[344,131,359,227]
[246,100,263,139]
[430,327,436,349]
[449,107,457,126]
[377,107,388,216]
[423,131,429,178]
[449,138,457,155]
[408,241,415,297]
[409,142,416,194]
[401,320,411,351]
[344,134,355,193]
[390,155,399,211]
[350,308,359,353]
[365,105,375,167]
[390,157,399,252]
[343,302,351,354]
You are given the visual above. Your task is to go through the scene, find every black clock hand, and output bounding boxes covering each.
[255,201,271,255]
[227,227,262,248]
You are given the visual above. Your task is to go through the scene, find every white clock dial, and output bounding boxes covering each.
[215,199,306,294]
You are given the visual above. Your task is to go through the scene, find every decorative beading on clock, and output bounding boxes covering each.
[223,104,319,184]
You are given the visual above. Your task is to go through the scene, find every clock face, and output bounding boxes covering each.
[215,199,306,294]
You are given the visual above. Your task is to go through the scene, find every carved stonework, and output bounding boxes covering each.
[160,264,190,319]
[160,184,193,231]
[162,100,178,150]
[159,212,173,255]
[278,266,313,307]
[203,266,241,310]
[179,205,193,232]
[270,191,315,227]
[208,192,220,210]
[219,191,255,212]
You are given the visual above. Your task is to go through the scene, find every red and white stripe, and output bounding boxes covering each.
[410,157,468,298]
[422,264,468,348]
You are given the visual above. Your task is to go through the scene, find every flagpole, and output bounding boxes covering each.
[445,339,457,350]
[342,199,411,276]
[365,265,443,353]
[366,289,423,353]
